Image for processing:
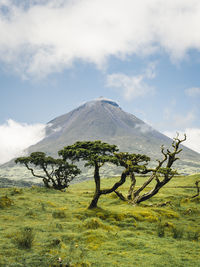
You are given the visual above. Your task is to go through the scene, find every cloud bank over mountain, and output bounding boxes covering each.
[164,128,200,154]
[0,119,45,164]
[1,0,200,78]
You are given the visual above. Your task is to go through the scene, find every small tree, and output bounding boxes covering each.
[15,152,80,190]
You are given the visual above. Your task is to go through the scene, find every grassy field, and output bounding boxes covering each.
[0,174,200,267]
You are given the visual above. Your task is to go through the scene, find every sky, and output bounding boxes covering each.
[0,0,200,164]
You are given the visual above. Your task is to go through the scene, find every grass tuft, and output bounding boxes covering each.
[172,226,184,239]
[10,187,23,195]
[0,195,13,208]
[13,227,34,249]
[52,210,66,219]
[157,223,165,237]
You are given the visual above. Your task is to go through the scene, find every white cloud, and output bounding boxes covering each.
[1,0,200,78]
[0,119,46,164]
[164,128,200,154]
[106,73,154,100]
[185,87,200,97]
[135,123,153,133]
[172,111,195,129]
[162,106,196,130]
[106,63,155,99]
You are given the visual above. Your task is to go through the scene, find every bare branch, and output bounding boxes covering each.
[191,180,200,198]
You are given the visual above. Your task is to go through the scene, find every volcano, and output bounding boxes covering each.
[27,97,200,174]
[2,97,200,181]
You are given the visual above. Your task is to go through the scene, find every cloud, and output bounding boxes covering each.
[162,106,196,130]
[0,119,46,165]
[135,123,153,133]
[185,87,200,97]
[164,129,200,154]
[106,63,155,100]
[1,0,200,78]
[171,111,195,129]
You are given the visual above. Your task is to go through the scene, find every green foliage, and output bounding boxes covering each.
[52,209,66,219]
[59,140,119,167]
[15,152,81,190]
[49,238,61,247]
[186,230,199,241]
[83,217,113,231]
[10,187,23,195]
[0,195,13,208]
[172,226,184,239]
[157,222,165,237]
[114,152,150,172]
[13,227,34,249]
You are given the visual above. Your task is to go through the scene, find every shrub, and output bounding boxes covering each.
[0,195,13,208]
[157,223,165,237]
[83,217,105,230]
[25,209,36,217]
[187,230,199,241]
[49,238,61,247]
[52,210,66,219]
[13,227,34,249]
[172,226,184,239]
[10,188,23,195]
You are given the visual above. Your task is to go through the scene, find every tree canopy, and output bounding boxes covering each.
[59,141,153,208]
[15,152,81,190]
[59,141,119,208]
[114,134,187,204]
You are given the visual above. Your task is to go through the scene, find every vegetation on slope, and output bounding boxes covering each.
[0,174,200,267]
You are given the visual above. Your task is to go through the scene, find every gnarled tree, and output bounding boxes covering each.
[15,152,81,190]
[59,140,136,209]
[115,134,186,204]
[113,152,151,200]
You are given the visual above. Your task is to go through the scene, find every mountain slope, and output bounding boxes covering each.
[1,98,200,180]
[27,98,200,174]
[29,98,169,154]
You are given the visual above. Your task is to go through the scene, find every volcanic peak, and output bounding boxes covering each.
[82,97,120,108]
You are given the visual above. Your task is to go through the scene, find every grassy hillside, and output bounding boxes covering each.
[0,174,200,266]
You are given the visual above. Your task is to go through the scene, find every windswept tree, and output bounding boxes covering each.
[113,152,151,200]
[115,134,187,204]
[59,140,134,209]
[15,152,81,190]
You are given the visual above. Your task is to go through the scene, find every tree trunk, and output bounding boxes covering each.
[88,192,101,209]
[127,173,136,200]
[134,178,171,204]
[88,163,101,209]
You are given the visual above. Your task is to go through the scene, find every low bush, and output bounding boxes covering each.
[49,238,61,247]
[83,217,110,230]
[186,230,199,241]
[0,195,13,208]
[172,226,184,239]
[157,223,165,237]
[52,210,66,219]
[10,188,23,195]
[13,227,34,249]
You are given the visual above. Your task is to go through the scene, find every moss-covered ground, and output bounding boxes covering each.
[0,174,200,266]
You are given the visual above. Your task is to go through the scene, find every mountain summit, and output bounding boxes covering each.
[27,98,200,174]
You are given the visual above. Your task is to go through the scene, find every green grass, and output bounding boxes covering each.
[0,174,200,266]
